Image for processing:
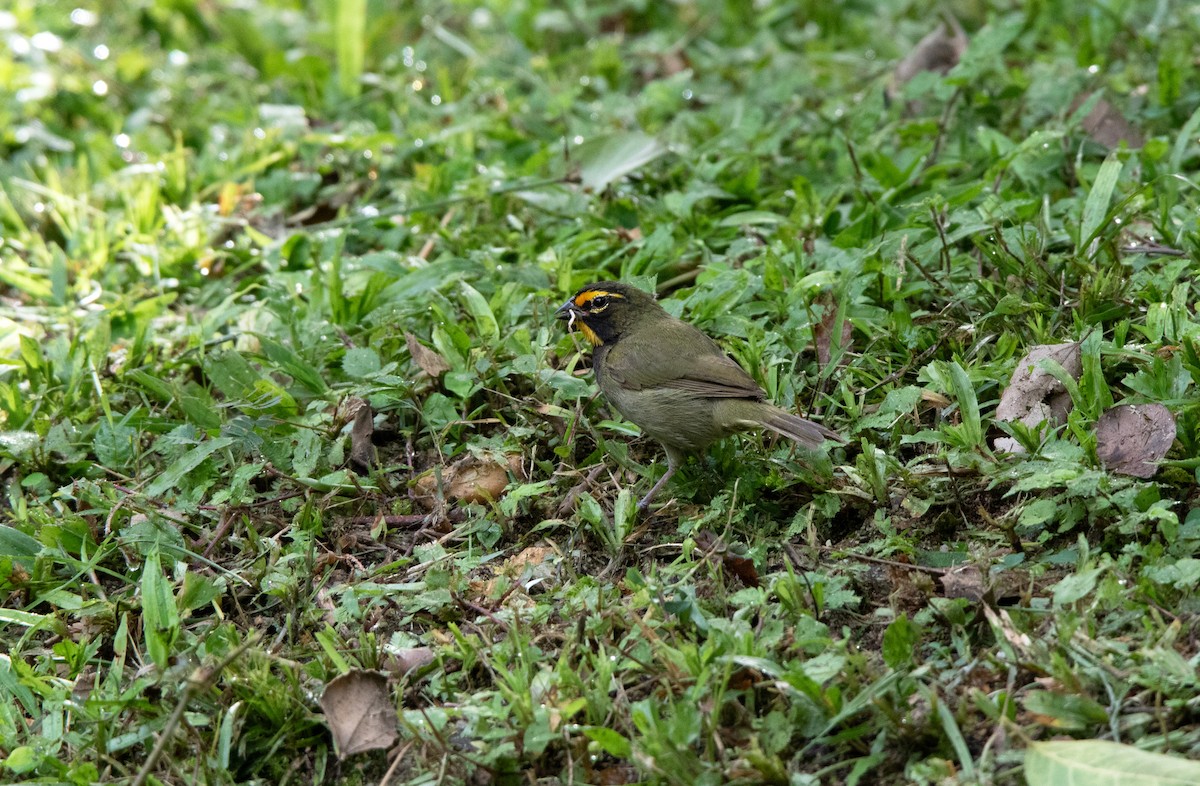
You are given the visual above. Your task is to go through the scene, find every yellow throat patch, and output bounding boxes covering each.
[577,321,602,346]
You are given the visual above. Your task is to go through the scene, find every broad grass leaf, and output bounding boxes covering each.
[1025,739,1200,785]
[1023,690,1108,731]
[257,336,328,394]
[0,526,41,569]
[147,437,235,497]
[583,726,631,758]
[1080,152,1123,250]
[460,282,498,340]
[578,132,666,191]
[1050,566,1102,606]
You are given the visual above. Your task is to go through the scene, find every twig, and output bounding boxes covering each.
[417,207,458,260]
[556,464,605,517]
[378,740,415,786]
[818,545,949,576]
[132,633,261,786]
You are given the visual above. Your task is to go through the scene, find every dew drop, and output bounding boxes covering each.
[31,31,63,51]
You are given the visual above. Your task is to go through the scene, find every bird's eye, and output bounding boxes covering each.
[589,295,610,310]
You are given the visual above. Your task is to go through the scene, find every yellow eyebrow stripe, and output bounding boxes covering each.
[573,289,625,307]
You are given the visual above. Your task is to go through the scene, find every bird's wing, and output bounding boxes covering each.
[602,319,765,399]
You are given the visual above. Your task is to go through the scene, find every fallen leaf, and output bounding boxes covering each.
[413,454,526,507]
[384,647,436,678]
[348,400,375,474]
[695,530,760,587]
[813,293,852,371]
[982,605,1033,653]
[994,342,1082,452]
[921,390,952,408]
[405,332,450,378]
[888,18,968,102]
[1095,403,1175,477]
[503,544,555,577]
[319,670,396,758]
[939,564,984,602]
[1072,91,1144,150]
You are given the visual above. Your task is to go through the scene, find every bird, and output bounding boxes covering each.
[555,281,841,511]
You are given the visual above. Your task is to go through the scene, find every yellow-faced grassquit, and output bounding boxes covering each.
[556,281,841,510]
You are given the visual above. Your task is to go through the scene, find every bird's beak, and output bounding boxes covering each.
[555,299,580,322]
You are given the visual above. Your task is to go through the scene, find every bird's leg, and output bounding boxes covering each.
[636,465,676,511]
[636,447,685,512]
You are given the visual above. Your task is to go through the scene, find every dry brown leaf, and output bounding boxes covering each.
[1095,403,1175,477]
[888,19,968,102]
[405,332,450,378]
[384,647,436,678]
[413,454,525,507]
[348,400,375,474]
[695,530,760,587]
[813,294,852,371]
[614,226,643,242]
[994,342,1082,453]
[319,670,396,758]
[982,605,1034,653]
[939,565,985,602]
[921,390,952,408]
[1072,91,1145,150]
[503,545,555,579]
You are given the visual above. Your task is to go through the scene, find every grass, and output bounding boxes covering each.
[1,0,1199,783]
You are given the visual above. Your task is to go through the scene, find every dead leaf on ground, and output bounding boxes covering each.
[994,342,1082,453]
[348,400,375,474]
[413,454,526,507]
[1071,91,1144,150]
[502,544,556,583]
[982,605,1034,654]
[922,390,952,408]
[405,332,450,378]
[813,293,853,371]
[319,670,397,758]
[695,530,760,587]
[1095,403,1175,477]
[383,647,436,678]
[888,18,968,102]
[939,564,985,602]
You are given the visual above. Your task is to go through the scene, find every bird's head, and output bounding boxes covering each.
[555,281,663,346]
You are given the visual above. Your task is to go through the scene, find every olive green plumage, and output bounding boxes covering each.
[556,281,840,510]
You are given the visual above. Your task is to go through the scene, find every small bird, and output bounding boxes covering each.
[556,281,841,511]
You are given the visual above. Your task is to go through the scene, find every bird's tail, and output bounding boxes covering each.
[757,406,843,449]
